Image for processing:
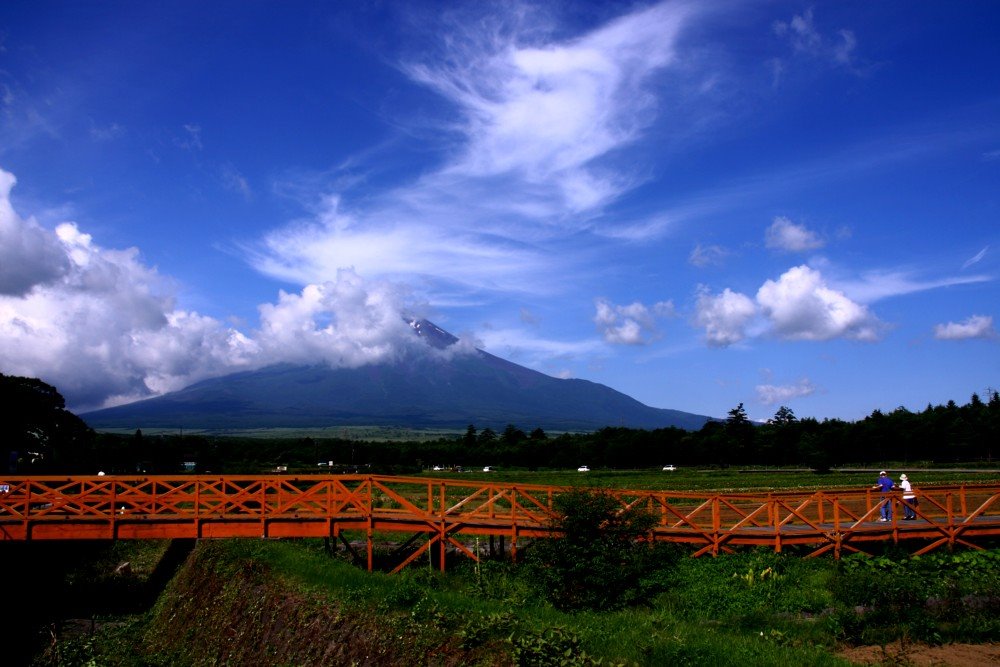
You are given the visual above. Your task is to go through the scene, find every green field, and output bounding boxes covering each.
[414,466,1000,492]
[95,424,468,441]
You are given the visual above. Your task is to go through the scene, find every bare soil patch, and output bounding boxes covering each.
[839,642,1000,666]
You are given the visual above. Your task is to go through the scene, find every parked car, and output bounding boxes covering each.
[482,466,494,473]
[577,465,590,472]
[662,465,677,471]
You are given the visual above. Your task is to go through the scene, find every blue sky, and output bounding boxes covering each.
[1,1,998,422]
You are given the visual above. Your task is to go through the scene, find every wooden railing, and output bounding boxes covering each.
[1,476,998,571]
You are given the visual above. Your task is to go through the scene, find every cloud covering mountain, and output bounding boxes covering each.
[82,319,711,432]
[1,168,453,410]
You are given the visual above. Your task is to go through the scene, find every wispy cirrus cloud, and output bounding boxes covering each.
[773,8,857,68]
[474,325,604,371]
[220,164,252,201]
[689,243,729,268]
[830,268,991,304]
[248,2,700,300]
[175,123,202,151]
[962,246,988,269]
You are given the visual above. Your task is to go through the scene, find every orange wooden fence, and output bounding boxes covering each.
[1,475,998,572]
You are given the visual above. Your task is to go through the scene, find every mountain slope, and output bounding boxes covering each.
[82,321,710,431]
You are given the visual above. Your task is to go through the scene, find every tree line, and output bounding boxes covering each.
[4,372,998,474]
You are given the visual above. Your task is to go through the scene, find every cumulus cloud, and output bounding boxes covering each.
[694,287,757,347]
[0,174,260,408]
[255,271,424,367]
[765,216,824,253]
[0,168,452,410]
[693,265,881,346]
[0,170,71,295]
[757,265,880,341]
[756,378,816,406]
[250,2,699,300]
[594,297,673,345]
[933,315,996,341]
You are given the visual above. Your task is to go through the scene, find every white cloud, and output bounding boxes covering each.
[773,8,857,67]
[693,265,882,346]
[594,297,673,345]
[411,3,689,197]
[0,170,71,296]
[831,268,990,304]
[221,164,252,200]
[249,2,699,301]
[255,271,424,367]
[694,287,757,347]
[765,216,823,252]
[756,265,881,341]
[475,326,603,374]
[933,315,996,341]
[689,243,728,267]
[0,167,457,410]
[962,246,988,270]
[0,177,256,408]
[756,378,816,406]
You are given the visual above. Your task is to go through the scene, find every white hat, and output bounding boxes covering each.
[879,470,887,475]
[900,474,908,480]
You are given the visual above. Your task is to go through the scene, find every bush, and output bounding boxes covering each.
[527,489,663,611]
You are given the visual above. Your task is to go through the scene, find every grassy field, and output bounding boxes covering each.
[413,466,1000,492]
[46,535,1000,666]
[96,425,468,441]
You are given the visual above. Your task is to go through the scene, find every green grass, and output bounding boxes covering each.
[96,425,468,441]
[239,539,857,666]
[418,466,1000,491]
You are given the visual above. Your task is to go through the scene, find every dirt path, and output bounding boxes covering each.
[839,642,1000,666]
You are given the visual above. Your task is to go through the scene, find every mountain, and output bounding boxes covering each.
[82,320,711,432]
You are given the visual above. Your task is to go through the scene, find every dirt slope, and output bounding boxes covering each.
[143,541,503,666]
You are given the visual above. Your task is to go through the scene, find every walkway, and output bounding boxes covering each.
[2,475,998,571]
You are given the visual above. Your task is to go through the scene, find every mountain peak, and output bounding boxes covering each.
[83,321,711,432]
[407,318,459,350]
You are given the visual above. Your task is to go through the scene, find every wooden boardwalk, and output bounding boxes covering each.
[2,475,998,572]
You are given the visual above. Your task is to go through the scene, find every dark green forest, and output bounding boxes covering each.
[4,373,998,474]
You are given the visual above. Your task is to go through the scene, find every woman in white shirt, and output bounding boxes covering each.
[899,473,917,520]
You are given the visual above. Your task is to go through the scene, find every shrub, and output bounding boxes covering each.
[527,488,661,611]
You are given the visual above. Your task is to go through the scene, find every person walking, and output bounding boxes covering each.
[872,471,894,521]
[899,473,917,520]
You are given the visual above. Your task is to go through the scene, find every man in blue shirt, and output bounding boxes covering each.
[872,471,894,521]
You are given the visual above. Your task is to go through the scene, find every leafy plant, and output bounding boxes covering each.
[527,488,660,611]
